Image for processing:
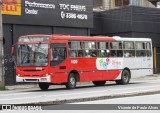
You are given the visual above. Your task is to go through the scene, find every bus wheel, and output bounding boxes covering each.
[92,81,106,86]
[116,70,130,85]
[66,73,76,89]
[39,83,50,90]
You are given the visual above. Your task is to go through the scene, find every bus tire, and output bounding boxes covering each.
[66,73,76,89]
[92,81,106,86]
[116,69,130,85]
[38,83,50,90]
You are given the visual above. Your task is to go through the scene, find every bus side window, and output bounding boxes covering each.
[117,50,123,57]
[99,50,105,57]
[123,42,135,57]
[50,43,66,67]
[78,51,83,57]
[110,50,116,57]
[110,42,123,57]
[91,50,97,57]
[69,41,83,58]
[98,42,110,57]
[146,42,151,57]
[69,50,76,58]
[136,42,146,57]
[84,41,97,58]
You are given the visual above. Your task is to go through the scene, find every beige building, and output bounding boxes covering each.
[157,1,160,8]
[93,0,159,11]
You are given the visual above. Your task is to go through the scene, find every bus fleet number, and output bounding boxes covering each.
[71,60,78,64]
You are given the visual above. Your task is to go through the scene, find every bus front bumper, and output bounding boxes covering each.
[16,75,51,83]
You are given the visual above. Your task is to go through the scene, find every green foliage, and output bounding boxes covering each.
[0,86,6,90]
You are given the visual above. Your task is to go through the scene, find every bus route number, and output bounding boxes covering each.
[71,60,78,64]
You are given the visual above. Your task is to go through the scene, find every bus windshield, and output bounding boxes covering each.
[17,44,48,66]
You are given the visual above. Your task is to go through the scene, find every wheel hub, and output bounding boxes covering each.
[70,77,75,86]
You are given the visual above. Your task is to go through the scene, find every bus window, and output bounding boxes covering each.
[123,42,135,57]
[136,42,146,57]
[84,50,97,57]
[17,44,48,66]
[146,42,152,57]
[110,42,122,49]
[110,50,117,57]
[84,41,97,57]
[69,50,76,57]
[98,42,110,57]
[117,50,123,57]
[110,42,123,57]
[50,44,66,66]
[69,41,83,58]
[77,50,83,57]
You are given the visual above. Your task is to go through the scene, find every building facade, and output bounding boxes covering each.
[92,5,160,73]
[92,1,160,73]
[2,0,93,85]
[93,0,157,11]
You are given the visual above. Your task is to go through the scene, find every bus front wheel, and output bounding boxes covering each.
[92,81,106,86]
[39,83,50,90]
[116,70,130,85]
[66,73,76,89]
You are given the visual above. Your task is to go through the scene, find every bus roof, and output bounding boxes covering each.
[112,36,151,42]
[51,35,115,41]
[19,35,152,42]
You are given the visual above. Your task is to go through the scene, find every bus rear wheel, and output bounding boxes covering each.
[92,81,106,86]
[116,70,130,85]
[66,73,76,89]
[38,83,50,90]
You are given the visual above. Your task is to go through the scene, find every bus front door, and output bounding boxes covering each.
[50,43,67,83]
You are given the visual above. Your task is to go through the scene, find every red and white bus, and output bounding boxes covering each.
[13,35,153,90]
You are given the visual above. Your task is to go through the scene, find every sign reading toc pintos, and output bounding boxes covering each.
[2,0,21,15]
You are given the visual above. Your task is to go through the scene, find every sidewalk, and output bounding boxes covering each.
[5,74,160,90]
[132,74,160,80]
[5,83,38,90]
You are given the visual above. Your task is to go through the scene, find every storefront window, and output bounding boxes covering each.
[115,0,129,7]
[130,0,140,6]
[93,0,102,9]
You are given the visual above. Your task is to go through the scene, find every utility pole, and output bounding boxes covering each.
[0,0,5,88]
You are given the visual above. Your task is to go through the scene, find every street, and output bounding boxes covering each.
[75,93,160,104]
[0,77,160,104]
[0,77,160,113]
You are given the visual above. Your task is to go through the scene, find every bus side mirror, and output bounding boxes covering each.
[11,46,14,55]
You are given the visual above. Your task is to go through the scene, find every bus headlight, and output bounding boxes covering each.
[42,74,50,77]
[42,74,46,77]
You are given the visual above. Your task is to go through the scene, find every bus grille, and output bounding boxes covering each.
[24,79,39,82]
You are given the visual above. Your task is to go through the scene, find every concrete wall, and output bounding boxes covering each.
[92,6,160,47]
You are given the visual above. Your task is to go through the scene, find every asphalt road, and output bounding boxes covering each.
[1,94,160,113]
[42,94,160,110]
[0,78,160,104]
[76,93,160,104]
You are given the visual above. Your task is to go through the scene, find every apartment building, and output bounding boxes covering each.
[93,0,158,11]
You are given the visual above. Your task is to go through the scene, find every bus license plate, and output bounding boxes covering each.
[40,78,47,81]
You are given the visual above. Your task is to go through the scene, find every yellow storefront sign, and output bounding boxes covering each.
[2,0,21,16]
